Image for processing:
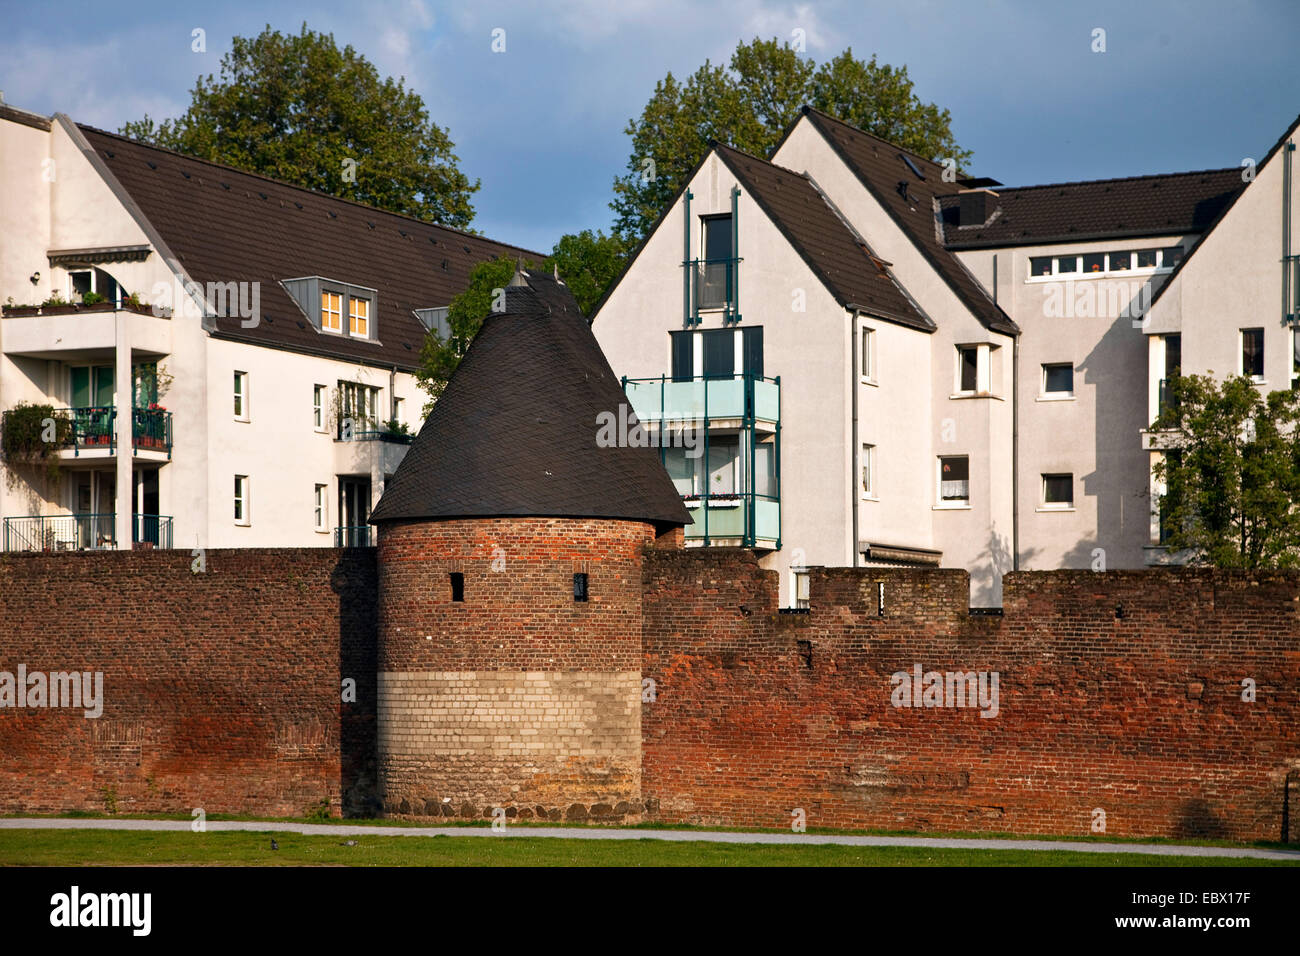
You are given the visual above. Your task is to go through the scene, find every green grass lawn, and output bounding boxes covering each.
[0,829,1294,866]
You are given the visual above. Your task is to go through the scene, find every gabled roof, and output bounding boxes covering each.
[1147,112,1300,310]
[73,123,540,371]
[369,270,690,530]
[939,168,1245,249]
[712,143,933,331]
[795,107,1018,336]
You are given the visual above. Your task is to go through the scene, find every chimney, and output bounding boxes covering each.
[958,189,997,227]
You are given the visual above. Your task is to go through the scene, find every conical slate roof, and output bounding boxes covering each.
[369,270,690,530]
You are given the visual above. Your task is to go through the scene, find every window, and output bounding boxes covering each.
[234,475,249,525]
[1055,255,1079,274]
[1030,248,1169,279]
[313,385,325,431]
[1136,249,1158,269]
[314,484,328,531]
[233,371,249,421]
[1108,251,1132,271]
[706,435,740,496]
[1029,256,1052,277]
[1293,329,1300,390]
[449,572,465,602]
[697,215,735,311]
[957,346,979,393]
[393,397,404,429]
[861,327,875,381]
[338,381,381,436]
[348,296,369,337]
[1241,328,1265,381]
[792,567,810,610]
[1083,253,1106,273]
[861,443,875,497]
[1042,363,1074,396]
[321,291,342,332]
[1042,474,1074,509]
[573,573,589,602]
[1162,246,1185,269]
[701,329,734,378]
[939,456,970,505]
[670,331,694,382]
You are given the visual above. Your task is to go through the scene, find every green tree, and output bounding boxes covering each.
[414,256,543,412]
[1152,374,1300,568]
[610,39,971,243]
[548,230,628,316]
[121,23,478,228]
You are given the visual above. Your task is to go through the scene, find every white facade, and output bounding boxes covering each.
[0,106,436,554]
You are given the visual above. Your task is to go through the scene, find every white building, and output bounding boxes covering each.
[593,106,1290,605]
[0,102,534,553]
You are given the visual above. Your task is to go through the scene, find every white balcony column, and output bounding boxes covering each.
[114,311,132,550]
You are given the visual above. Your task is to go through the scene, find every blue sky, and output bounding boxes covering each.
[2,0,1298,252]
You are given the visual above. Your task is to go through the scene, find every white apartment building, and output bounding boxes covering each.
[0,102,533,553]
[593,106,1295,605]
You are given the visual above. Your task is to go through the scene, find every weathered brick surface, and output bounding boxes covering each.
[375,518,651,817]
[0,549,377,817]
[641,550,1300,841]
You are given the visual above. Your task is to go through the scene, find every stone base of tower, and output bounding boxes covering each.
[377,669,643,820]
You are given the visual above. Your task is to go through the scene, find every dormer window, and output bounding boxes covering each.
[283,276,378,341]
[349,296,369,338]
[322,292,342,332]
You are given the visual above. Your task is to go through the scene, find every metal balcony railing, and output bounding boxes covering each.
[0,406,172,457]
[685,257,741,323]
[334,525,372,547]
[2,513,173,552]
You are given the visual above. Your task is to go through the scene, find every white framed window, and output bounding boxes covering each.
[792,567,810,610]
[1041,473,1074,510]
[1028,246,1182,281]
[1241,328,1265,382]
[860,326,876,382]
[234,475,250,525]
[1041,363,1074,398]
[937,455,970,507]
[314,483,328,532]
[392,396,404,429]
[321,291,342,332]
[861,443,875,498]
[313,384,326,431]
[348,296,369,338]
[233,371,249,421]
[337,381,381,436]
[956,345,979,394]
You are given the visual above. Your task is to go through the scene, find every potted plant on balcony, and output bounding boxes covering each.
[135,402,168,449]
[0,402,74,484]
[39,294,78,316]
[380,418,413,443]
[2,296,39,317]
[79,290,106,307]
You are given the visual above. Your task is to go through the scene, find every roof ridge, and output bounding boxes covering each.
[800,106,948,172]
[74,120,546,258]
[991,167,1243,194]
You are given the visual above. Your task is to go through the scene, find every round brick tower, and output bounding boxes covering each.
[368,270,687,822]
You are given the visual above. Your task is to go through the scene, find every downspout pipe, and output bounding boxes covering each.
[998,253,1020,573]
[850,308,860,569]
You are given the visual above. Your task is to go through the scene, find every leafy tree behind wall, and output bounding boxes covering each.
[120,23,479,228]
[609,39,973,245]
[1152,374,1300,568]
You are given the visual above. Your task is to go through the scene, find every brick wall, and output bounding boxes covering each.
[374,518,653,819]
[641,550,1300,841]
[0,548,377,817]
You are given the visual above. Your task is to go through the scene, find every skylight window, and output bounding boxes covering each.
[899,153,926,180]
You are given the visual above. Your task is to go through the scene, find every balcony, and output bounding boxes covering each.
[622,373,780,549]
[622,374,779,428]
[334,525,372,547]
[1,405,172,460]
[686,257,741,324]
[2,513,173,552]
[684,493,780,547]
[0,300,171,358]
